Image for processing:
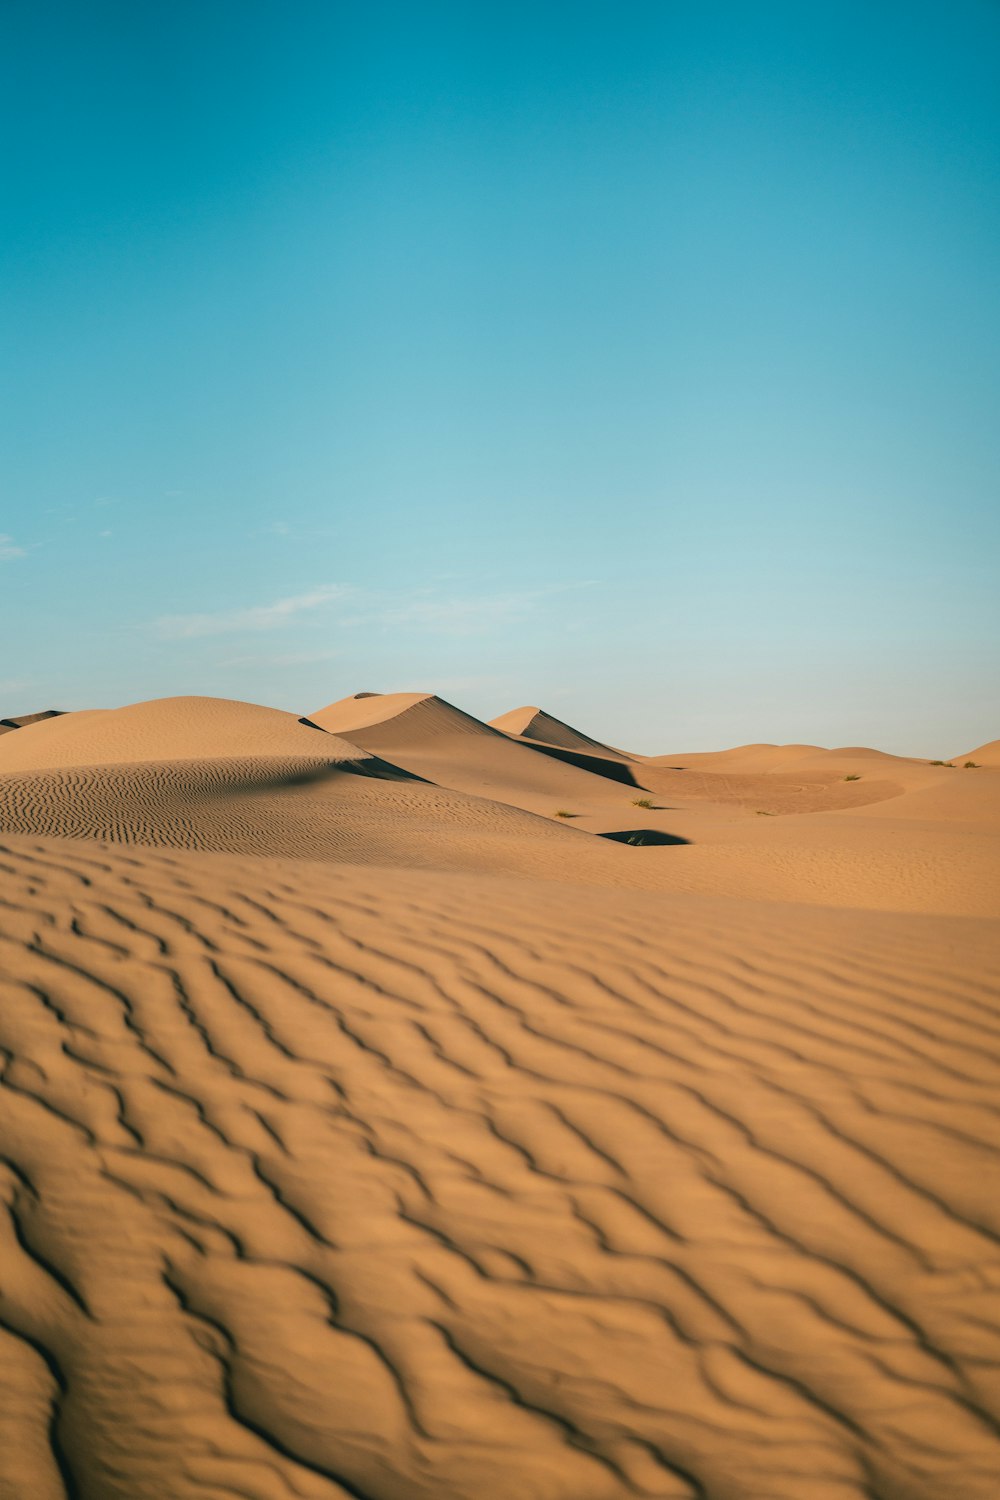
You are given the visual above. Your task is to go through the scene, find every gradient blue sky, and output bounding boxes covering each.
[2,0,998,754]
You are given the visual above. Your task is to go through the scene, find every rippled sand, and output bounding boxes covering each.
[0,695,997,1498]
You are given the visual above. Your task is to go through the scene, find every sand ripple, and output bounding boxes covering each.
[0,835,998,1498]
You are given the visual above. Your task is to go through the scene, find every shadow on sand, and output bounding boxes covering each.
[599,828,691,847]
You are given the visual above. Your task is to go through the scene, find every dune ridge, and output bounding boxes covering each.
[308,692,644,813]
[959,738,1000,767]
[490,705,633,762]
[0,696,368,773]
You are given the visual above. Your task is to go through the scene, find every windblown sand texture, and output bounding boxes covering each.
[0,692,998,1499]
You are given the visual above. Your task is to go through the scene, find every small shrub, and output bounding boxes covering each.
[632,797,654,808]
[554,810,576,818]
[755,809,775,816]
[843,773,861,781]
[930,760,954,767]
[964,761,980,769]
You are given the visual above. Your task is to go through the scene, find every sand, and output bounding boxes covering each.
[0,710,63,737]
[307,691,647,807]
[490,705,635,762]
[0,692,998,1499]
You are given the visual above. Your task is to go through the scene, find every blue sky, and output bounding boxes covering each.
[2,0,998,754]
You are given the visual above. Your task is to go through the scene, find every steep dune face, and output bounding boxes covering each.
[1,837,998,1499]
[489,705,642,786]
[307,691,468,739]
[309,693,634,814]
[490,705,632,762]
[0,696,367,772]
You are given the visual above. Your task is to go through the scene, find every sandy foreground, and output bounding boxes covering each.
[0,693,998,1499]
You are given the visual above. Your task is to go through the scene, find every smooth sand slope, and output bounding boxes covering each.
[0,696,371,771]
[0,692,998,1499]
[490,705,634,761]
[960,738,1000,767]
[637,743,934,815]
[607,750,1000,918]
[309,692,646,809]
[489,706,641,786]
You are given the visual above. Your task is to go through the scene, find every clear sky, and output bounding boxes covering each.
[2,0,998,755]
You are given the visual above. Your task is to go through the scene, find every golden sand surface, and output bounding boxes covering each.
[0,694,997,1498]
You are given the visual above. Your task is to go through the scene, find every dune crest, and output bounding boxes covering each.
[490,704,633,762]
[0,695,369,772]
[309,691,647,810]
[309,690,492,739]
[957,737,1000,766]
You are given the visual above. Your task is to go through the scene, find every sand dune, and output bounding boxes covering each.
[0,757,657,887]
[639,765,908,816]
[958,738,1000,767]
[0,696,374,772]
[1,688,998,1498]
[628,741,953,821]
[490,705,633,762]
[309,692,641,814]
[850,762,1000,826]
[645,741,823,773]
[489,706,642,786]
[0,709,64,736]
[647,742,929,778]
[0,696,657,886]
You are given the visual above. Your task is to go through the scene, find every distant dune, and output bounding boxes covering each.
[309,691,644,809]
[490,703,633,761]
[645,740,818,768]
[0,689,997,1498]
[958,736,1000,766]
[0,708,64,736]
[489,704,642,785]
[0,694,367,771]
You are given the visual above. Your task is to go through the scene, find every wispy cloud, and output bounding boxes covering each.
[153,580,591,644]
[0,534,26,561]
[155,586,353,640]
